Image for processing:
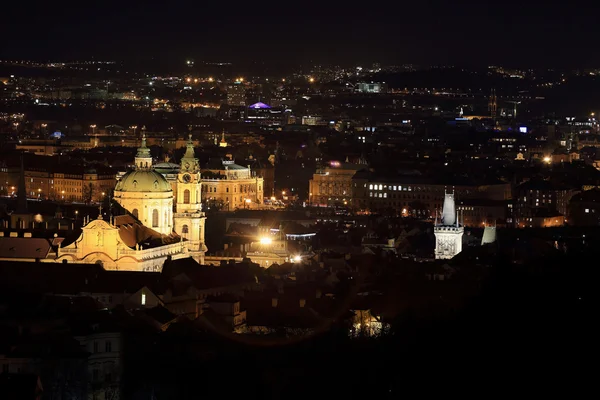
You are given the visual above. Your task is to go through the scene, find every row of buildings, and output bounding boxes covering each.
[308,160,590,228]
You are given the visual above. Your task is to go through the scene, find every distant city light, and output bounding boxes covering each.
[543,156,551,164]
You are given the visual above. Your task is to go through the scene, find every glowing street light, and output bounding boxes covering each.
[130,125,138,135]
[260,237,272,245]
[186,77,191,83]
[543,156,552,164]
[208,77,214,82]
[308,77,315,83]
[90,124,97,134]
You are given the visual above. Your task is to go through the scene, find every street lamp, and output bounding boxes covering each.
[130,125,138,136]
[61,190,65,200]
[75,210,79,220]
[90,124,97,135]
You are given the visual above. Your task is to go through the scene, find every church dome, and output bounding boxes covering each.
[115,170,172,193]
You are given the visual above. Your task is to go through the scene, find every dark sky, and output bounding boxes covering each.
[1,1,597,68]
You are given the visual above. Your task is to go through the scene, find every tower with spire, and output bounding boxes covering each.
[434,191,464,259]
[135,134,152,170]
[173,134,207,264]
[488,89,497,120]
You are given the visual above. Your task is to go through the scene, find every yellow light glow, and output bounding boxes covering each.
[293,255,301,262]
[543,156,551,164]
[260,237,272,245]
[282,191,286,195]
[208,77,214,82]
[245,198,251,203]
[186,77,191,83]
[282,78,286,82]
[193,78,198,83]
[309,77,315,83]
[270,196,276,201]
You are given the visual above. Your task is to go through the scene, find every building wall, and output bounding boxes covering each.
[0,167,115,202]
[353,180,511,218]
[309,166,362,207]
[113,191,173,235]
[202,177,264,210]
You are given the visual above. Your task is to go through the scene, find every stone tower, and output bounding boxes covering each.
[434,192,464,259]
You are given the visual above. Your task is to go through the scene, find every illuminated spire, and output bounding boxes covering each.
[440,191,456,226]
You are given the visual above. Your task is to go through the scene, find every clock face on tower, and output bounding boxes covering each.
[183,174,191,183]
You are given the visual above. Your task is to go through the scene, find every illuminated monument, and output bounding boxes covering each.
[434,192,464,259]
[172,135,207,264]
[57,135,206,270]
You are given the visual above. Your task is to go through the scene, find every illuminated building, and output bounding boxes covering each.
[226,82,246,106]
[172,135,207,264]
[434,192,463,260]
[309,161,367,207]
[355,82,387,93]
[56,136,207,270]
[114,136,174,236]
[201,159,264,210]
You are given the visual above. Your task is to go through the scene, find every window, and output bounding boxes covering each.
[152,209,159,227]
[132,209,138,218]
[141,292,146,305]
[105,341,112,352]
[183,189,190,204]
[93,341,98,353]
[182,224,189,235]
[585,208,590,213]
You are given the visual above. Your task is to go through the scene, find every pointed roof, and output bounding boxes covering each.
[179,134,199,173]
[248,102,271,109]
[136,133,151,160]
[440,192,457,226]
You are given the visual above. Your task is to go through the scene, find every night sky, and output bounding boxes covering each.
[1,1,597,68]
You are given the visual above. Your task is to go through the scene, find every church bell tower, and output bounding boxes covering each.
[173,134,207,264]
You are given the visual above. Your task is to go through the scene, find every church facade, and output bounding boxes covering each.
[56,135,207,270]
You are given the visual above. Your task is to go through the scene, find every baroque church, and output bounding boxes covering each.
[56,135,207,271]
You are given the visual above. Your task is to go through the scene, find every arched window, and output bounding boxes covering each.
[152,209,159,227]
[183,189,190,204]
[182,224,189,234]
[132,209,139,219]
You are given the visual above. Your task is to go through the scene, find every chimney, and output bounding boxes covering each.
[271,298,278,307]
[299,298,306,308]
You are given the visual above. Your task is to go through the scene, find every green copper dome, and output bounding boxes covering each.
[115,170,172,193]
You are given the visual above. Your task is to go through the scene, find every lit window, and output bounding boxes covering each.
[378,184,382,190]
[585,208,590,213]
[384,193,387,198]
[141,293,146,305]
[369,184,373,190]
